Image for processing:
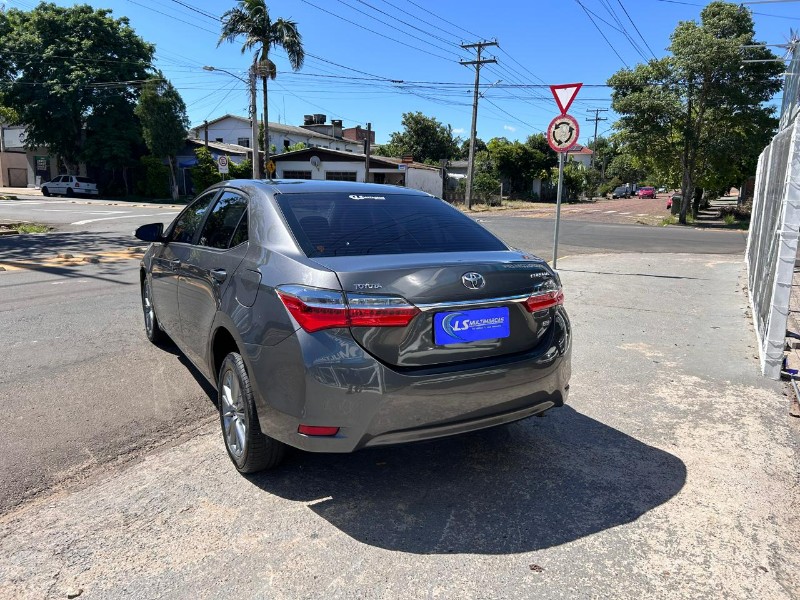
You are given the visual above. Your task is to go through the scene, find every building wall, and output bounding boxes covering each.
[276,159,365,181]
[406,167,443,197]
[0,151,28,187]
[194,118,362,153]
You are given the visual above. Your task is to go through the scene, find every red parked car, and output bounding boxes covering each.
[638,186,656,199]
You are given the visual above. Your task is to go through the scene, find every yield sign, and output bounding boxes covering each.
[550,83,583,115]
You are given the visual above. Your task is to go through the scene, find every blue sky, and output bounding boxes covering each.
[8,0,798,144]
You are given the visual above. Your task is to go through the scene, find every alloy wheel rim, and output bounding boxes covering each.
[221,368,247,458]
[143,282,154,335]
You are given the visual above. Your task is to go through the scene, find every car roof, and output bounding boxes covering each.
[214,179,434,197]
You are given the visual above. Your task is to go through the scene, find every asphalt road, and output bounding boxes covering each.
[0,196,746,514]
[2,253,797,599]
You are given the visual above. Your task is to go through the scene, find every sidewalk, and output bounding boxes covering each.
[1,253,798,599]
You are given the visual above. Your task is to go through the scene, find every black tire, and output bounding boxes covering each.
[41,186,50,197]
[218,352,285,473]
[66,187,75,197]
[141,276,167,345]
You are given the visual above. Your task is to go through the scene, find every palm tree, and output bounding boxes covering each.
[219,0,304,177]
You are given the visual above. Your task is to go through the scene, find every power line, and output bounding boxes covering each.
[615,0,659,59]
[574,0,630,67]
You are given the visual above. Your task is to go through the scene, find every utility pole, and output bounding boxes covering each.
[203,120,209,149]
[364,122,372,183]
[461,40,497,210]
[249,64,260,178]
[585,108,608,168]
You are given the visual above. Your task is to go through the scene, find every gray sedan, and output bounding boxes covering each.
[136,180,572,473]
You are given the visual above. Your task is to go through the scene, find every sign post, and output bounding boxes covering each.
[548,83,582,269]
[217,155,229,178]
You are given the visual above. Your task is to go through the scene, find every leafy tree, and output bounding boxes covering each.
[0,3,154,173]
[191,147,253,193]
[486,136,558,196]
[219,0,304,176]
[135,74,189,200]
[459,137,485,159]
[285,141,307,152]
[137,155,170,198]
[608,1,783,223]
[383,112,461,164]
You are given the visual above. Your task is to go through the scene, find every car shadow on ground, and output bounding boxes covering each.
[0,231,138,261]
[246,406,686,554]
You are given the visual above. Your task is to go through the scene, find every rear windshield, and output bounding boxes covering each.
[275,192,508,257]
[76,177,93,184]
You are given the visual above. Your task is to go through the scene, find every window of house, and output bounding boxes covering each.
[283,140,291,149]
[237,137,250,148]
[282,170,313,180]
[215,137,223,143]
[325,171,357,182]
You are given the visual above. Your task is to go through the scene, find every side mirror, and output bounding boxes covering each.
[134,222,165,243]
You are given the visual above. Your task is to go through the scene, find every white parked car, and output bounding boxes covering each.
[41,175,99,197]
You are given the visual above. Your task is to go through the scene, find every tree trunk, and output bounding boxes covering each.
[692,187,703,219]
[262,67,270,178]
[167,156,178,201]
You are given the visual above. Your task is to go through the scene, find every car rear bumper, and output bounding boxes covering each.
[244,307,571,453]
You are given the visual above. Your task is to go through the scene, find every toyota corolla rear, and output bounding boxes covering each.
[246,187,571,452]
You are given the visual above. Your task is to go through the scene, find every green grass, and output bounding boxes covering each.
[660,213,695,226]
[723,214,736,226]
[14,223,50,234]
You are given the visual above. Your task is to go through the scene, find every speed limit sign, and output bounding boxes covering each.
[217,155,229,174]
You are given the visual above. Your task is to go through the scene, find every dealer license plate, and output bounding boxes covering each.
[433,306,510,345]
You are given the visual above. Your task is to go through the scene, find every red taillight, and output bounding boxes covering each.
[276,289,348,332]
[75,182,80,187]
[524,280,564,312]
[298,425,340,436]
[346,293,419,327]
[276,286,419,332]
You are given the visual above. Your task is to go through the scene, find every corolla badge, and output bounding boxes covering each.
[462,272,485,290]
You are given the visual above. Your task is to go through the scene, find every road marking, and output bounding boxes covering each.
[71,211,178,225]
[604,210,617,213]
[637,213,648,216]
[619,212,631,215]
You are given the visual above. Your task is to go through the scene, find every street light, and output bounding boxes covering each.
[202,65,260,179]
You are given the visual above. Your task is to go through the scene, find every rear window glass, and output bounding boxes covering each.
[275,193,508,257]
[76,177,93,184]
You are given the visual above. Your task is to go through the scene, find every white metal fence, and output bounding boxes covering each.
[746,119,800,378]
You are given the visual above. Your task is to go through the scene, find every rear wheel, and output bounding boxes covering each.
[218,352,285,473]
[41,186,50,197]
[141,276,167,344]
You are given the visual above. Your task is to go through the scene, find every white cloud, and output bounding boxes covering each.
[503,125,517,133]
[452,127,465,134]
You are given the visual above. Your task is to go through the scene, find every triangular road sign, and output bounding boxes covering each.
[550,83,583,114]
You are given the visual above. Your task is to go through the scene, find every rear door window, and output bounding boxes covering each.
[276,192,508,257]
[197,190,248,249]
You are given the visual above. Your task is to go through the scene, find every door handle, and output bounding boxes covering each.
[210,268,227,283]
[169,259,181,269]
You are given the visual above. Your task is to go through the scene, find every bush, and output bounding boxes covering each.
[136,156,170,198]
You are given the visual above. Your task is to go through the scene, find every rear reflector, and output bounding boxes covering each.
[298,425,340,436]
[277,285,418,332]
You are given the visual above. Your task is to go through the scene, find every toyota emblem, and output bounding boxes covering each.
[462,272,485,290]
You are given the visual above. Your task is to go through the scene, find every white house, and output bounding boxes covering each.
[191,114,363,154]
[0,123,60,188]
[567,144,594,168]
[271,147,444,197]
